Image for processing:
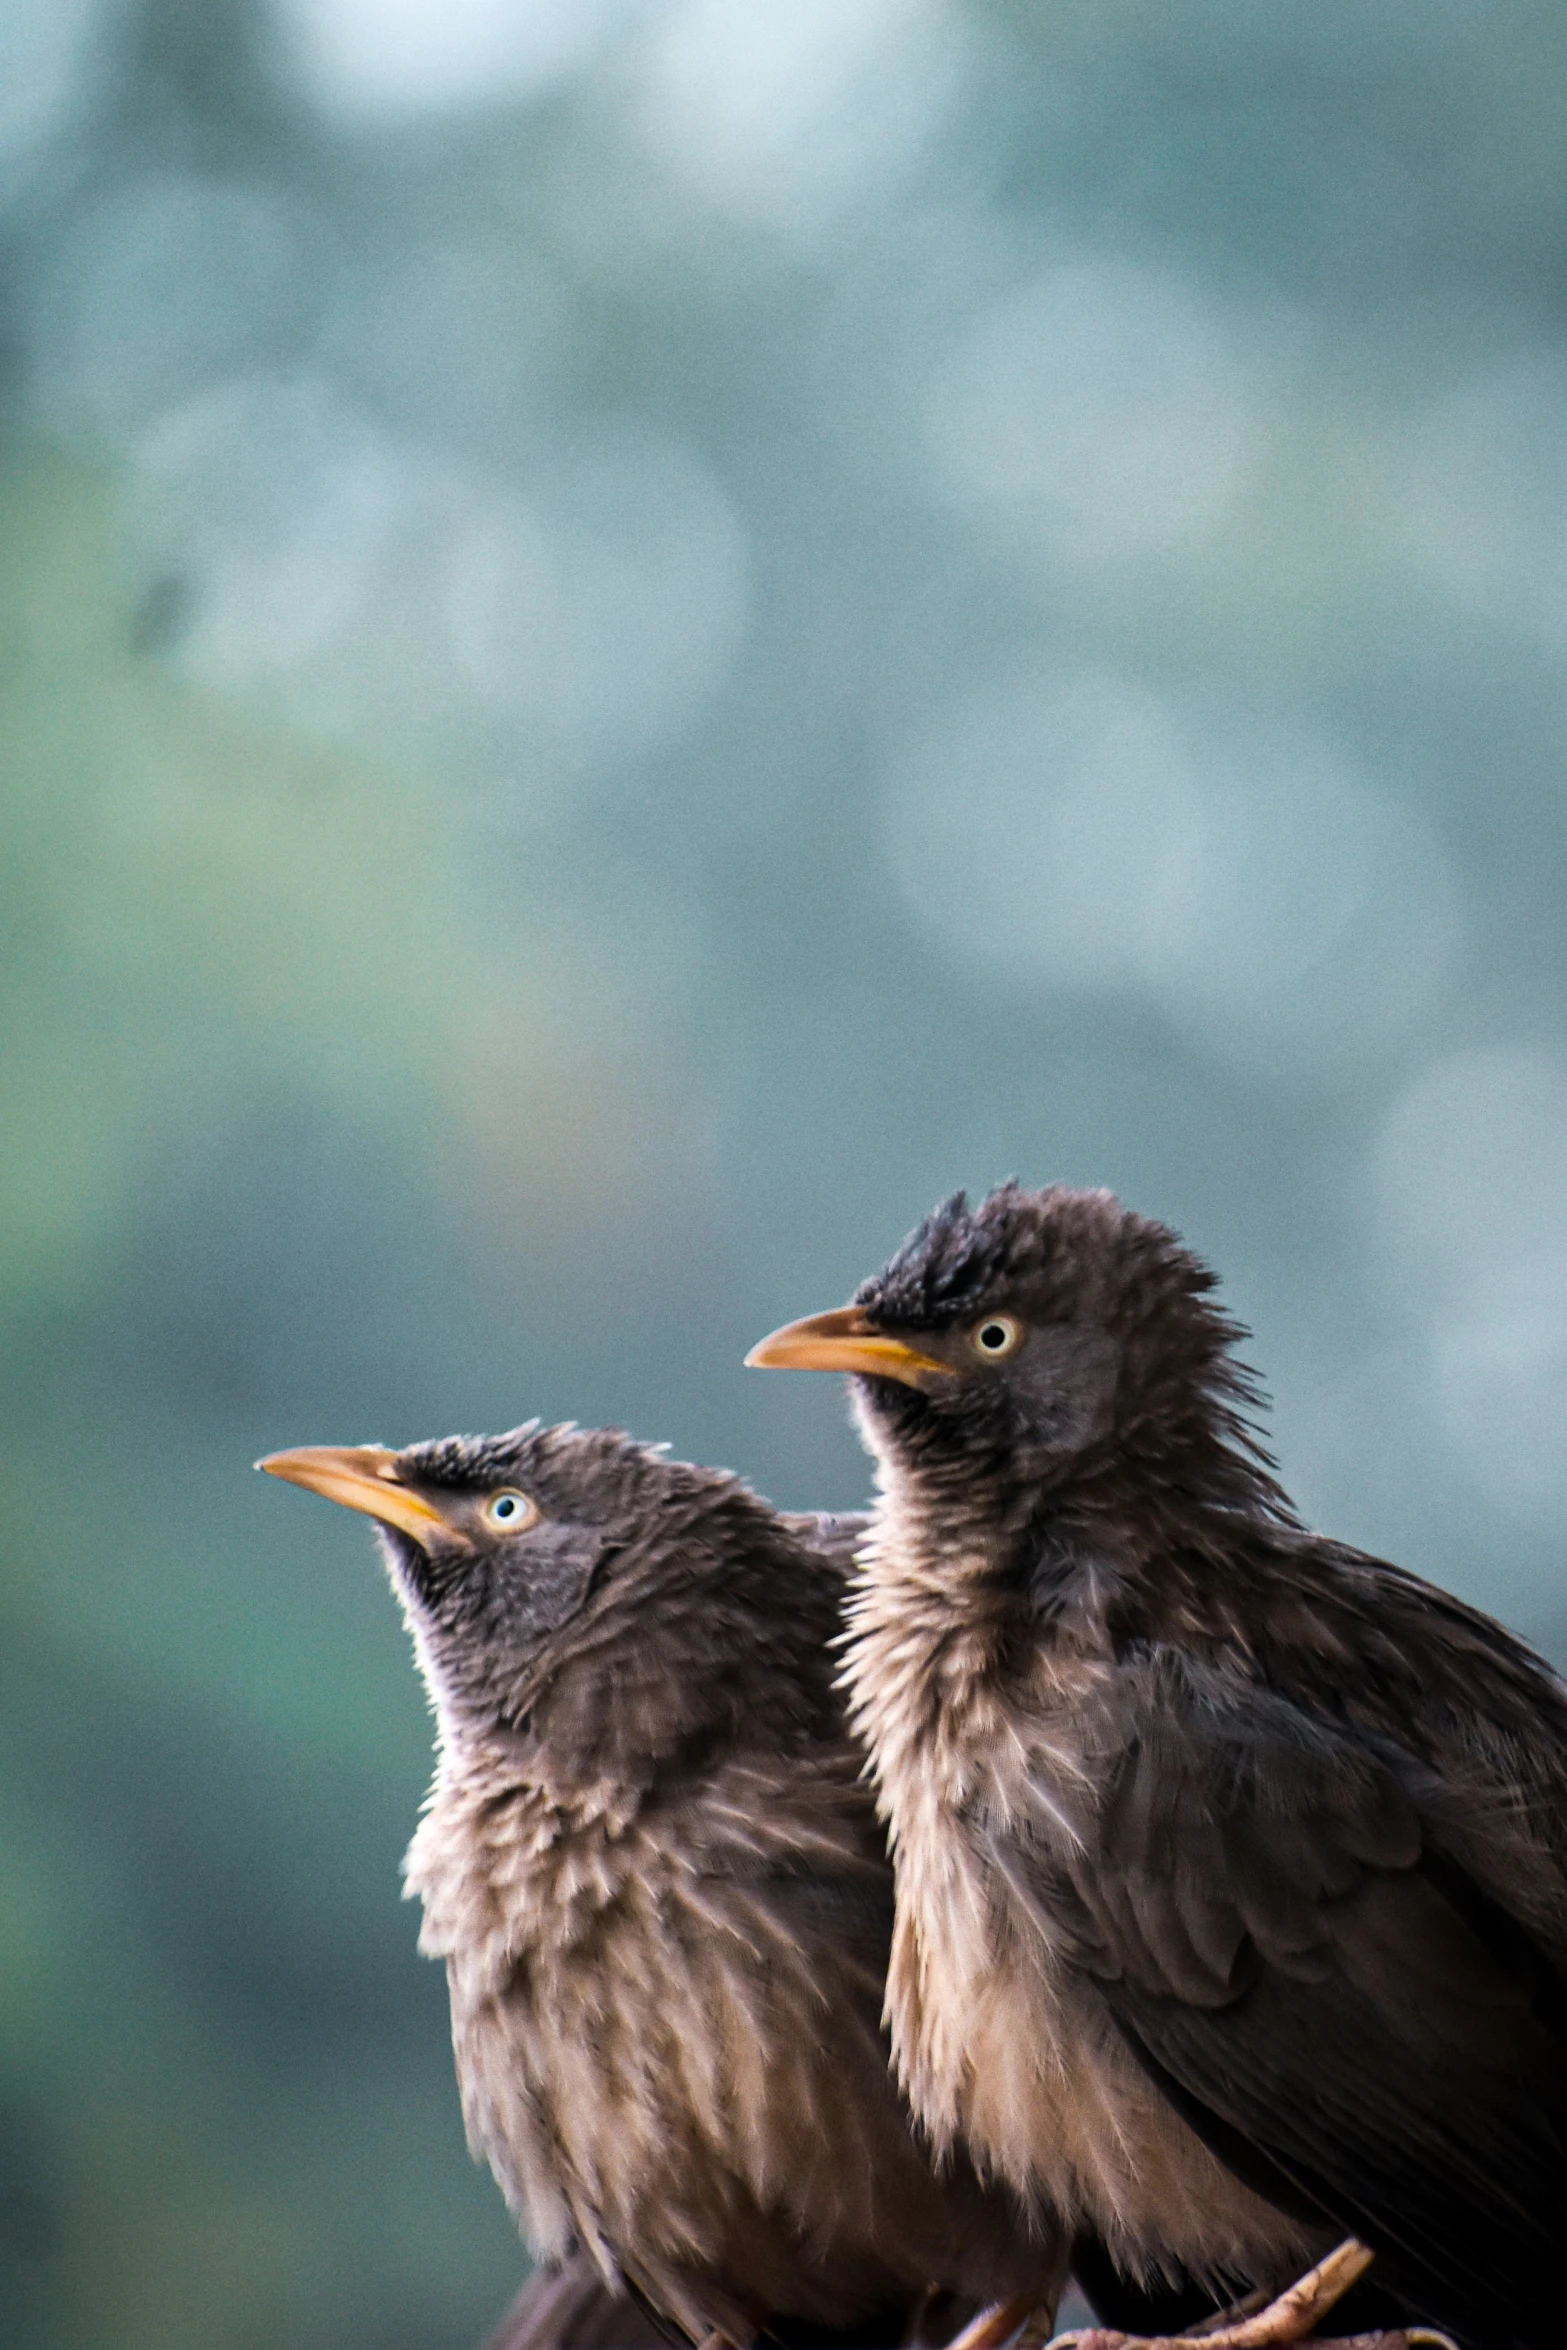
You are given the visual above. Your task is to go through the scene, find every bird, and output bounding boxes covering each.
[476,2242,1055,2350]
[474,2246,1226,2350]
[258,1421,1066,2349]
[481,2246,666,2350]
[474,2240,1242,2350]
[745,1180,1567,2350]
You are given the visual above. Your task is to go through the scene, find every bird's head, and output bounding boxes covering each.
[749,1183,1284,1547]
[259,1422,820,1756]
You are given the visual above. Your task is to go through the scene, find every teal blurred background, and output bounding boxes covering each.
[3,2,1567,2342]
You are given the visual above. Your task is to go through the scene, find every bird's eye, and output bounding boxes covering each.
[483,1489,539,1533]
[971,1315,1022,1360]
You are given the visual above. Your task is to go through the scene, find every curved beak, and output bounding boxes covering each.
[257,1445,451,1544]
[744,1304,952,1387]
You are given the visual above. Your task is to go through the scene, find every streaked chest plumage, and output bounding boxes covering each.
[842,1500,1318,2293]
[403,1732,1054,2342]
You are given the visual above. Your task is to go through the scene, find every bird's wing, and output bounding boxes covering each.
[699,1745,897,2000]
[685,1750,1062,2313]
[1001,1651,1567,2343]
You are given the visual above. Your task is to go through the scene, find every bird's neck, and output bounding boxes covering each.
[418,1556,839,1805]
[839,1407,1301,1804]
[838,1434,1119,1836]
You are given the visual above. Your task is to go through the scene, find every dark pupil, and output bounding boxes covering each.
[494,1496,517,1518]
[979,1323,1007,1350]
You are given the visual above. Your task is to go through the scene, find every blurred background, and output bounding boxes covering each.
[3,0,1567,2341]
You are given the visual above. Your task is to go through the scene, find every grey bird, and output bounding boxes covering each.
[259,1422,1064,2348]
[747,1182,1567,2350]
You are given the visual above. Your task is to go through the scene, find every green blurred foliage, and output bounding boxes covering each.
[0,450,534,2345]
[1,451,449,1290]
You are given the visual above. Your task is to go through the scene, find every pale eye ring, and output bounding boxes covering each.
[483,1489,539,1533]
[972,1314,1022,1360]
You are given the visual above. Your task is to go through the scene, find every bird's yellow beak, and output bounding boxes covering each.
[744,1305,952,1387]
[257,1445,452,1544]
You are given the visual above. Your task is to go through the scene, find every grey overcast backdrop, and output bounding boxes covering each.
[2,2,1566,2344]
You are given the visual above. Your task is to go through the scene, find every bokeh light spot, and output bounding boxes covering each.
[29,177,326,434]
[443,427,748,765]
[926,260,1270,564]
[885,670,1462,1071]
[271,0,637,121]
[1372,1049,1567,1525]
[133,375,404,682]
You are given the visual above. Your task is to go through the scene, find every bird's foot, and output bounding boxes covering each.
[1042,2237,1456,2350]
[1189,2239,1373,2345]
[1046,2336,1454,2350]
[945,2293,1055,2350]
[1012,2310,1061,2350]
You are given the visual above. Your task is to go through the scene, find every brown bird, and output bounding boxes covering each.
[481,2247,667,2350]
[259,1422,1064,2348]
[747,1182,1567,2350]
[477,2244,1031,2350]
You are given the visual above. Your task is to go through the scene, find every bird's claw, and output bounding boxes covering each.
[1044,2333,1457,2350]
[1039,2238,1455,2350]
[944,2294,1052,2350]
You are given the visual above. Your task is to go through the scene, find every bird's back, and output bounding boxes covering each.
[1173,1525,1567,1959]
